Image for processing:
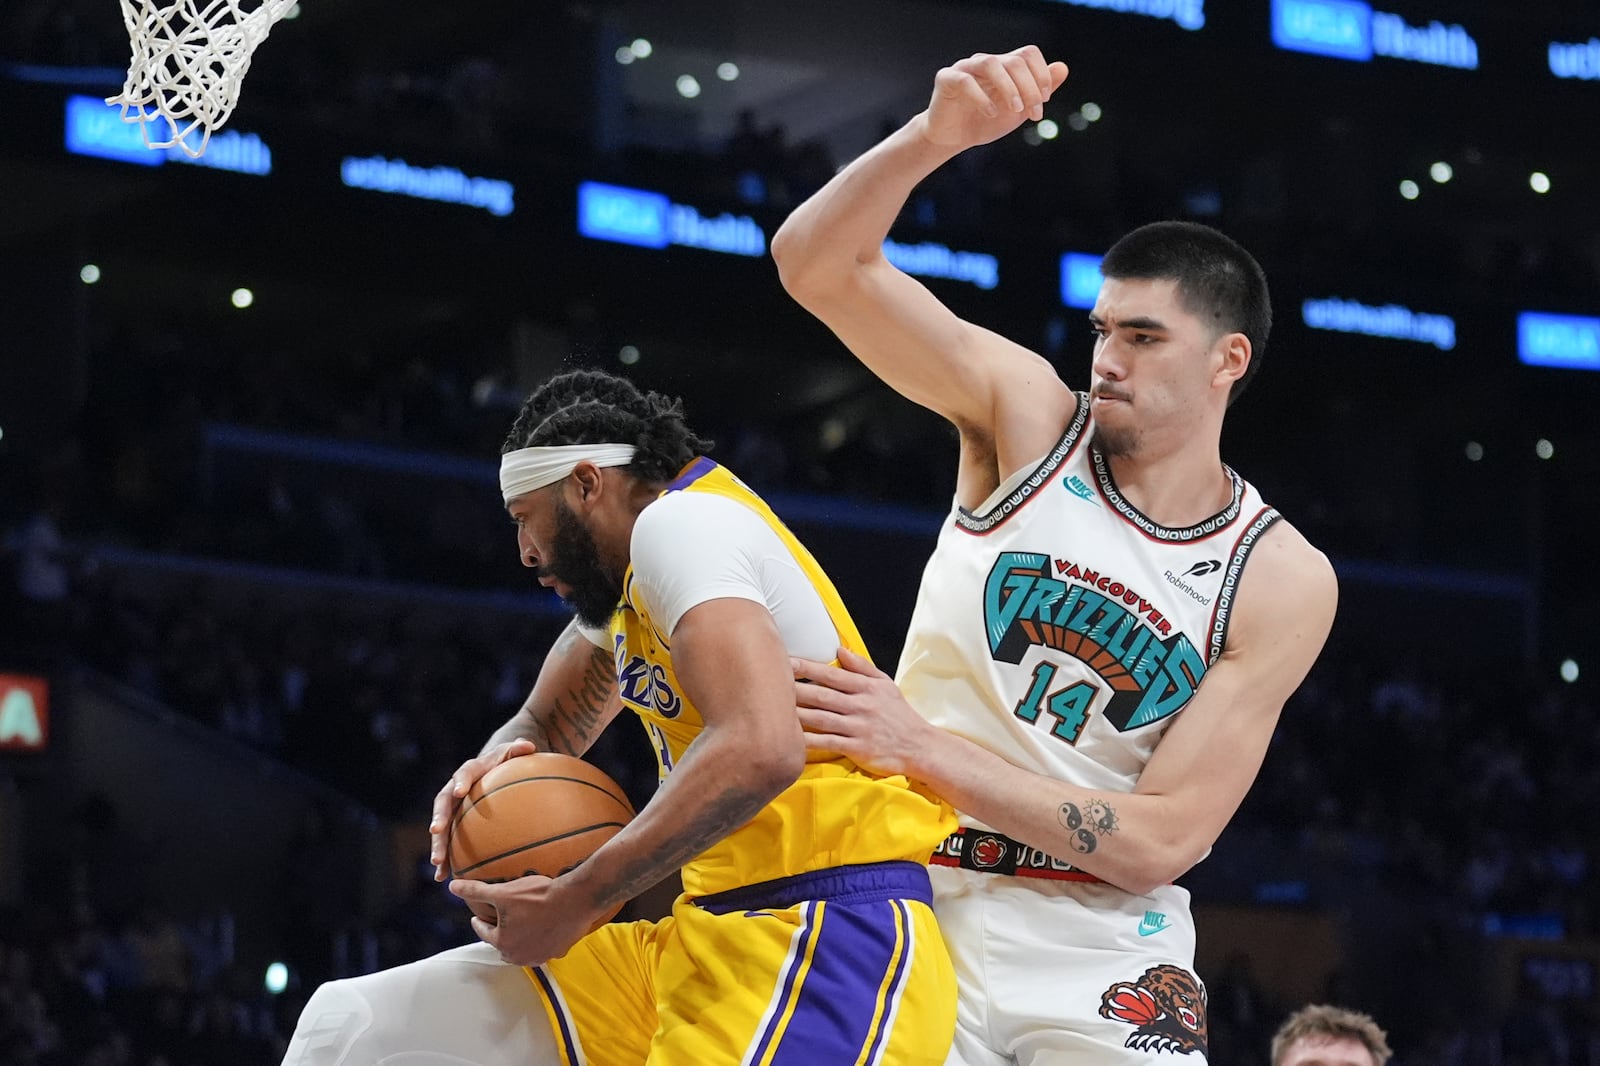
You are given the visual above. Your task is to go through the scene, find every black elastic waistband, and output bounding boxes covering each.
[691,860,932,915]
[931,827,1104,883]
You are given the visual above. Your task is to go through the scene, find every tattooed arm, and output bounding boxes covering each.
[451,596,806,964]
[797,522,1337,895]
[481,619,620,757]
[559,596,805,914]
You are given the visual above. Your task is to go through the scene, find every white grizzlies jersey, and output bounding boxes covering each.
[898,393,1281,832]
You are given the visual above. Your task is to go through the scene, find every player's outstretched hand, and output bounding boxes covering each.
[793,647,935,779]
[429,738,539,882]
[920,45,1069,151]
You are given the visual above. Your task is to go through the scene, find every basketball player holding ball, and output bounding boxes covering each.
[282,369,958,1066]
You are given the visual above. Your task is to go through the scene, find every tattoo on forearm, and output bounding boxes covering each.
[1058,798,1119,855]
[598,782,770,907]
[543,644,616,755]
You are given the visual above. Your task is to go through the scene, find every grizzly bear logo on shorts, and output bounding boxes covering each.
[1098,964,1208,1056]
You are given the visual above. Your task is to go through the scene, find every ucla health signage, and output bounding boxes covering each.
[1042,0,1203,31]
[1060,252,1106,310]
[578,181,765,256]
[64,95,271,175]
[1549,38,1600,81]
[1518,313,1600,371]
[1270,0,1477,70]
[883,240,999,291]
[1302,297,1455,350]
[342,156,514,217]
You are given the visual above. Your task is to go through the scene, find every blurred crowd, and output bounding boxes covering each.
[1,900,293,1066]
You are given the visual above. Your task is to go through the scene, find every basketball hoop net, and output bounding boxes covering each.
[107,0,299,158]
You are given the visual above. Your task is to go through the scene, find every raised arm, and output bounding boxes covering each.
[771,46,1073,475]
[797,524,1338,896]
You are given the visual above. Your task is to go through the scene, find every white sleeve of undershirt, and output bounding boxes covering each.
[627,492,842,662]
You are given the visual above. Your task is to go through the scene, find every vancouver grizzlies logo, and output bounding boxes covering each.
[984,552,1206,738]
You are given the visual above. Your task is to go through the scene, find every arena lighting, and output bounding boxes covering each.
[717,62,740,81]
[1399,179,1419,199]
[618,345,641,366]
[1517,312,1600,371]
[1273,0,1373,60]
[1066,112,1090,131]
[231,287,254,309]
[1530,171,1551,194]
[265,962,290,994]
[577,180,766,256]
[675,75,701,99]
[1301,296,1456,350]
[1548,38,1600,80]
[630,38,653,59]
[1041,0,1204,32]
[881,239,1000,291]
[614,46,636,65]
[340,155,514,217]
[1270,0,1478,70]
[1037,119,1060,139]
[79,263,101,284]
[1464,442,1484,462]
[1059,252,1105,310]
[1535,439,1555,460]
[1430,161,1453,183]
[1081,102,1102,121]
[1560,660,1580,684]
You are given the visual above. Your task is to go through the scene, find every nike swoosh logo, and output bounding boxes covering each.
[1137,922,1169,936]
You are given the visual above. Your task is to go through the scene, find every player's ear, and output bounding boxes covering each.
[570,460,605,503]
[1213,333,1250,392]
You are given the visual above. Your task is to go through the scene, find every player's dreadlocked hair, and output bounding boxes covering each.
[501,369,713,483]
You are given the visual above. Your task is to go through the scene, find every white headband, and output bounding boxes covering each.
[499,443,637,503]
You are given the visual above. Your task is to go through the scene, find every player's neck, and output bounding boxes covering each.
[600,478,672,574]
[1102,440,1232,529]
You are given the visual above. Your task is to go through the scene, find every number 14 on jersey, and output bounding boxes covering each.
[1013,662,1096,744]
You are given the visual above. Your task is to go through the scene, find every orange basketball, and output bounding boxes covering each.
[448,752,635,923]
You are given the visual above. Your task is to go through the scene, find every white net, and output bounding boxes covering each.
[107,0,299,158]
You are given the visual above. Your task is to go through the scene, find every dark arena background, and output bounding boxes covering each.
[2,1,1599,1062]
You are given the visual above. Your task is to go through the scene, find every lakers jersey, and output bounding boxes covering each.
[610,457,956,898]
[899,393,1280,822]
